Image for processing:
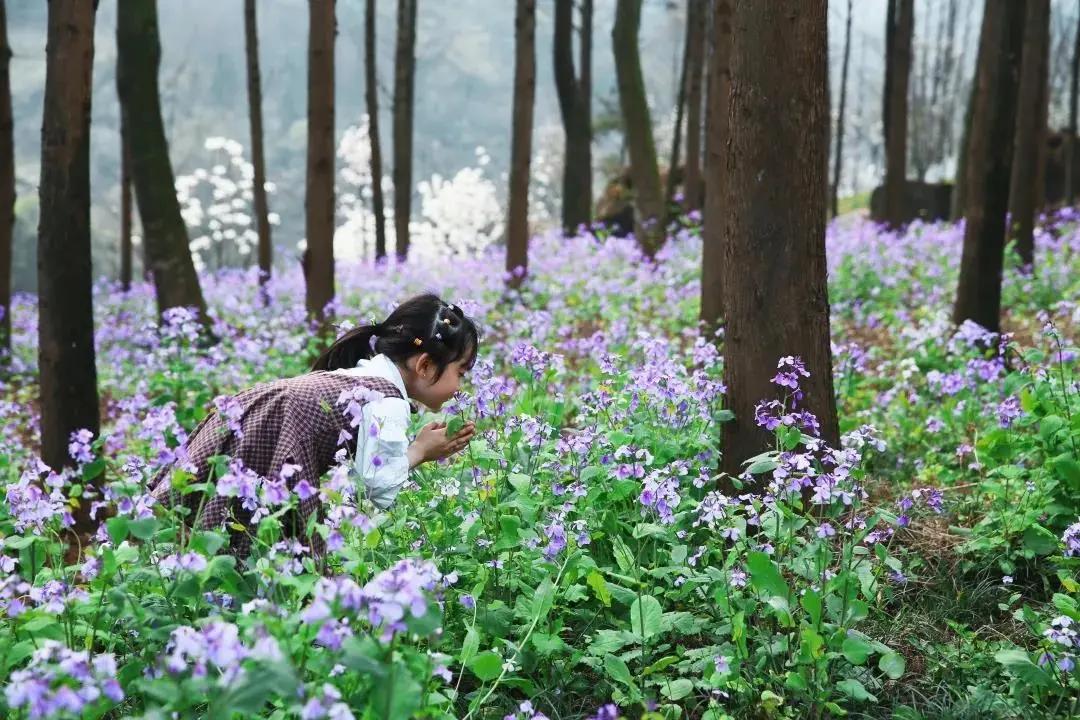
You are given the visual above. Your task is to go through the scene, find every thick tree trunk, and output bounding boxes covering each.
[1067,0,1080,206]
[952,79,976,220]
[683,0,706,210]
[883,0,895,148]
[1008,0,1049,268]
[306,0,335,321]
[612,0,665,256]
[883,0,913,227]
[664,15,689,212]
[117,0,209,323]
[393,0,417,260]
[720,0,838,479]
[366,0,388,260]
[245,0,273,289]
[38,0,101,506]
[953,0,1025,333]
[0,0,12,356]
[830,0,853,218]
[506,0,535,287]
[119,123,132,291]
[553,0,593,233]
[700,0,730,330]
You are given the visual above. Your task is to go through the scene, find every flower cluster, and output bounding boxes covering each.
[4,641,124,719]
[159,621,282,687]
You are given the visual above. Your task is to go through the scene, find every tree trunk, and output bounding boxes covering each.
[306,0,335,322]
[117,0,209,323]
[952,78,976,220]
[1008,0,1049,268]
[553,0,593,233]
[664,13,689,212]
[720,0,838,479]
[830,0,853,218]
[393,0,417,260]
[245,0,273,290]
[0,0,12,356]
[883,0,895,148]
[700,0,730,330]
[506,0,535,287]
[1067,0,1080,205]
[612,0,665,256]
[119,122,132,291]
[953,0,1026,333]
[683,0,706,211]
[366,0,388,260]
[38,0,101,514]
[883,0,913,227]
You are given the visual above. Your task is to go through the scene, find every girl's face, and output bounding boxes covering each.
[404,353,472,411]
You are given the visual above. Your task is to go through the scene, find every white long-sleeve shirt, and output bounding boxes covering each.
[331,354,413,508]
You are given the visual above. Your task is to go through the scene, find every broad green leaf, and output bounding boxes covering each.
[630,595,663,639]
[469,651,503,681]
[841,634,873,665]
[587,570,612,607]
[801,588,822,627]
[369,662,423,720]
[836,678,877,702]
[661,678,694,701]
[747,551,789,600]
[611,536,636,575]
[589,629,637,655]
[1054,456,1080,490]
[128,517,160,541]
[460,627,480,664]
[529,577,557,622]
[603,654,634,689]
[994,648,1053,688]
[878,652,905,679]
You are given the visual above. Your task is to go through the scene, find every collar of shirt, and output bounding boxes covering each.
[348,354,420,414]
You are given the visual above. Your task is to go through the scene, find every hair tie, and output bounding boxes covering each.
[413,337,423,347]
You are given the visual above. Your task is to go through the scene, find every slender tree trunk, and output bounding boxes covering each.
[506,0,535,287]
[883,0,896,148]
[0,0,12,356]
[830,0,853,218]
[393,0,417,260]
[683,0,706,211]
[245,0,273,290]
[720,0,838,479]
[119,123,132,291]
[553,0,593,233]
[1067,0,1080,205]
[38,0,101,512]
[612,0,665,256]
[953,0,1026,333]
[1009,0,1050,268]
[366,0,388,260]
[952,79,976,219]
[664,13,689,211]
[117,0,209,324]
[883,0,913,227]
[700,0,730,330]
[306,0,335,322]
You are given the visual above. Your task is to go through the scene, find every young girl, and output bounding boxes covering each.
[150,293,478,556]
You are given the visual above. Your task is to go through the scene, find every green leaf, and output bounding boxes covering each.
[1022,524,1058,556]
[589,629,637,655]
[460,627,480,664]
[878,652,906,679]
[469,651,503,681]
[370,662,423,720]
[128,517,161,541]
[661,678,694,701]
[209,661,297,719]
[508,473,531,495]
[836,678,877,702]
[746,458,779,474]
[341,637,389,677]
[529,577,557,622]
[1054,456,1080,490]
[445,415,465,437]
[190,530,226,557]
[994,648,1053,688]
[747,551,789,600]
[801,588,822,627]
[611,536,636,575]
[531,632,567,655]
[603,654,634,689]
[841,634,873,665]
[587,570,612,607]
[630,595,663,639]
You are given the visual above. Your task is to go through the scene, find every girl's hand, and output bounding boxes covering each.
[408,420,476,467]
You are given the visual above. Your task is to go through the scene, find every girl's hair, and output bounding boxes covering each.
[311,293,479,378]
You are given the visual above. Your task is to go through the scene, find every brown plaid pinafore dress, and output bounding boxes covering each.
[149,372,407,558]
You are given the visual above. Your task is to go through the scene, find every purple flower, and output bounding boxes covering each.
[997,396,1022,428]
[1063,521,1080,558]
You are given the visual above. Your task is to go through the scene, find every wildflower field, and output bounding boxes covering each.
[3,215,1080,719]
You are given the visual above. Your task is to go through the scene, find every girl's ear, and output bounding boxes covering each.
[413,352,435,381]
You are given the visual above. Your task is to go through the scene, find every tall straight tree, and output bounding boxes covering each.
[506,0,535,287]
[1067,0,1080,205]
[700,0,730,329]
[682,0,706,209]
[0,0,12,356]
[953,0,1025,333]
[306,0,335,321]
[366,0,388,260]
[664,21,688,211]
[119,126,133,291]
[117,0,209,322]
[245,0,273,289]
[612,0,664,256]
[1008,0,1050,268]
[38,0,100,486]
[883,0,913,227]
[393,0,417,260]
[719,0,838,478]
[830,0,853,218]
[553,0,593,233]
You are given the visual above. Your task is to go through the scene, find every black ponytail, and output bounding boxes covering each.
[311,294,479,376]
